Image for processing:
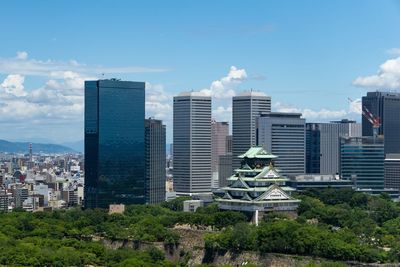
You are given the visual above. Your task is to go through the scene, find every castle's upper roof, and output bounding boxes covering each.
[238,146,277,159]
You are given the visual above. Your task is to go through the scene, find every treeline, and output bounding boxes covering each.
[1,189,400,265]
[204,188,400,263]
[0,237,173,267]
[0,198,247,266]
[0,207,176,266]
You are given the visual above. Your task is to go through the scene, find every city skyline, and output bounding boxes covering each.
[0,1,400,143]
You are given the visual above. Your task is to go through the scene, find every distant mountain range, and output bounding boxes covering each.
[0,140,77,154]
[61,140,84,153]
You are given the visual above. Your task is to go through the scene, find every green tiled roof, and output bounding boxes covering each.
[217,146,300,211]
[238,146,277,159]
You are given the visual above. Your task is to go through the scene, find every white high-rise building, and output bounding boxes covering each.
[232,91,271,169]
[173,92,212,194]
[258,112,306,177]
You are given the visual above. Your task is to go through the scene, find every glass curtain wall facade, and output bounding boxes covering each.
[306,123,320,174]
[340,136,384,189]
[84,80,145,208]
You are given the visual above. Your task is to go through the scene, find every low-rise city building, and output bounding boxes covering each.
[288,174,354,190]
[183,199,204,212]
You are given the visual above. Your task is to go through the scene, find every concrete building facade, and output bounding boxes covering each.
[232,91,271,169]
[306,120,361,174]
[384,153,400,190]
[173,92,212,194]
[218,154,233,187]
[145,118,166,204]
[258,112,306,177]
[211,121,229,178]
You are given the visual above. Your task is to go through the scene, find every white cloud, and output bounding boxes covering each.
[45,71,96,93]
[0,98,83,123]
[348,98,361,114]
[353,56,400,89]
[213,106,232,122]
[387,48,400,55]
[273,101,359,121]
[0,53,91,130]
[199,66,247,98]
[0,51,172,142]
[145,101,172,120]
[0,52,169,78]
[1,74,27,97]
[16,51,28,60]
[301,109,347,120]
[145,82,173,121]
[145,82,171,103]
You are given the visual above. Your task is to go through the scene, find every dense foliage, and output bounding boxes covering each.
[1,191,400,266]
[205,188,400,263]
[0,207,176,266]
[0,198,247,266]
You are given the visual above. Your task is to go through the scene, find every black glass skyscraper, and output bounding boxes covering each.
[362,92,400,154]
[84,79,145,208]
[306,123,320,174]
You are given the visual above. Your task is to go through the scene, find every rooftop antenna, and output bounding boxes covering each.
[29,143,32,163]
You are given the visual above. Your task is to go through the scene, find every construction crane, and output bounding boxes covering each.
[362,105,381,139]
[347,97,381,140]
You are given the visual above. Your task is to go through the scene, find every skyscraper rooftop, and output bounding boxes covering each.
[237,90,269,97]
[178,91,208,97]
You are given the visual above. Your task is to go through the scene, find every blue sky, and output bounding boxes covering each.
[0,0,400,143]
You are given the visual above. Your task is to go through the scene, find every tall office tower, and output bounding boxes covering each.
[211,121,229,179]
[305,123,321,174]
[84,80,145,208]
[340,136,384,189]
[218,154,233,187]
[258,112,306,177]
[217,135,233,187]
[145,118,166,204]
[362,92,400,154]
[225,135,232,153]
[173,92,212,194]
[306,120,362,174]
[232,91,271,169]
[384,154,400,190]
